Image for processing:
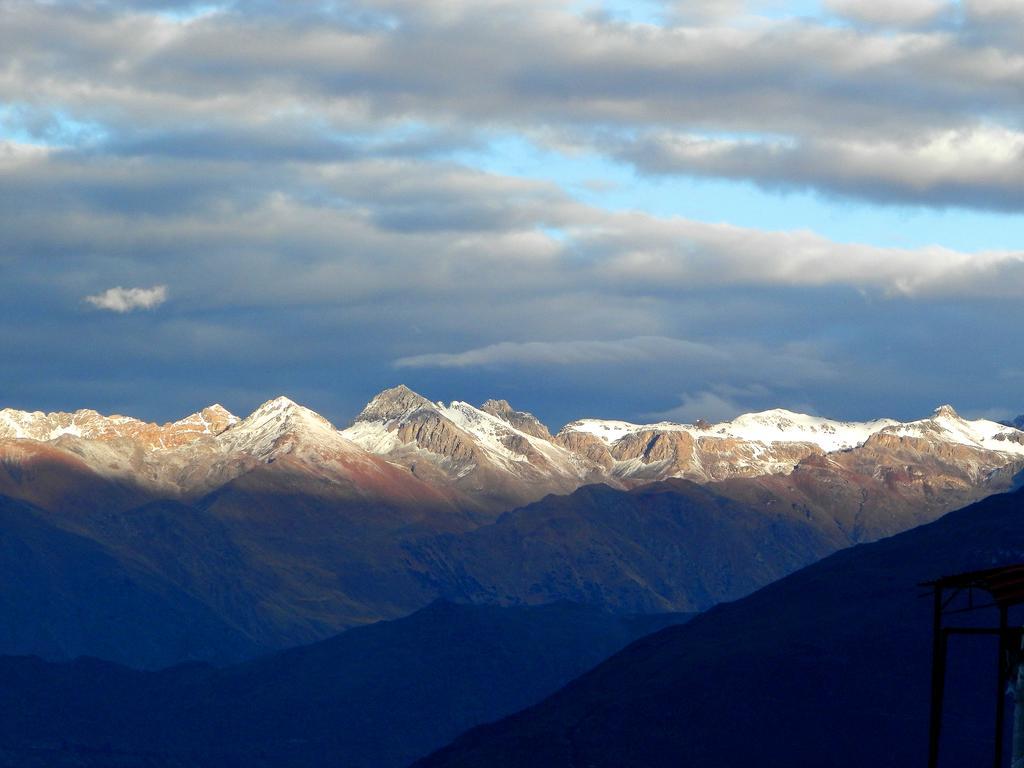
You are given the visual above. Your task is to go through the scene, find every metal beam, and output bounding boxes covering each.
[929,585,947,768]
[996,605,1009,768]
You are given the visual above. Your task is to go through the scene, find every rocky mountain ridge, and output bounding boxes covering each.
[343,386,602,511]
[0,394,465,516]
[0,403,237,448]
[2,388,1022,513]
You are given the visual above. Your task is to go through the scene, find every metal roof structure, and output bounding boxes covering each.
[926,564,1024,768]
[925,565,1024,611]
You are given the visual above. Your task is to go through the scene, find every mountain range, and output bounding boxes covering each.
[1,387,1022,665]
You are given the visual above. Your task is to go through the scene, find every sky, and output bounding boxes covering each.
[2,0,1024,429]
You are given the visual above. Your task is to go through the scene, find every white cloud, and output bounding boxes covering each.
[964,0,1024,22]
[617,125,1024,210]
[0,140,52,164]
[85,285,168,313]
[394,336,836,390]
[394,336,730,368]
[826,0,951,25]
[645,390,748,423]
[665,0,747,23]
[584,210,1024,298]
[8,152,1022,311]
[2,0,1023,212]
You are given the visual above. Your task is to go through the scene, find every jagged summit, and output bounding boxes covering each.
[933,404,960,419]
[480,399,552,440]
[341,387,597,510]
[354,385,436,424]
[480,399,516,418]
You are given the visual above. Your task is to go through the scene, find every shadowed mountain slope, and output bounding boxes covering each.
[0,601,689,768]
[4,469,1017,670]
[0,496,258,668]
[0,483,477,666]
[418,487,1024,768]
[405,457,1020,615]
[405,479,836,613]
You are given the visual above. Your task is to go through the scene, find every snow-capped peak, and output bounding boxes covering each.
[215,396,353,460]
[883,405,1024,456]
[342,387,587,481]
[251,396,300,415]
[236,397,331,431]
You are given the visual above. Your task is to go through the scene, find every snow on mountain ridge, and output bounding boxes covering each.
[0,404,239,446]
[718,409,899,452]
[444,400,587,475]
[882,404,1024,456]
[5,395,1023,463]
[344,392,588,479]
[561,408,900,454]
[559,405,1024,483]
[4,392,1024,507]
[217,396,360,461]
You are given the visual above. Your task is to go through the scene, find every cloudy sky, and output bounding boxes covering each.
[3,0,1023,428]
